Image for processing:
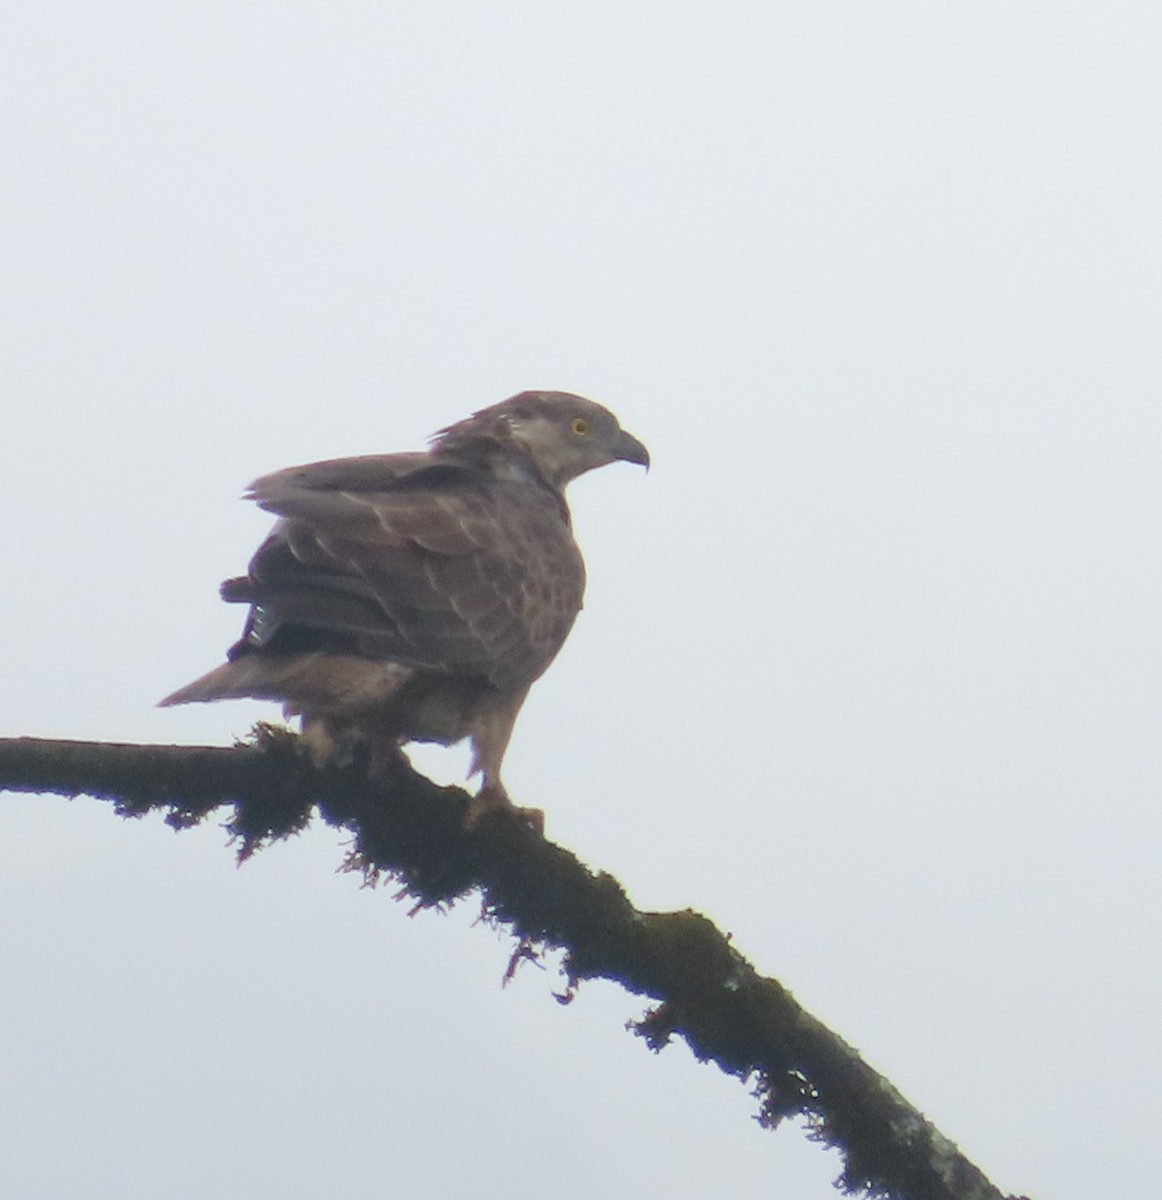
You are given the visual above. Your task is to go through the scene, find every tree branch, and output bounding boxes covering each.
[0,731,1028,1200]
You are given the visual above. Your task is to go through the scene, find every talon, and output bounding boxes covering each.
[464,786,544,834]
[515,805,545,835]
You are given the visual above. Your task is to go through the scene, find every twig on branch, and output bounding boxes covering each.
[0,731,1028,1200]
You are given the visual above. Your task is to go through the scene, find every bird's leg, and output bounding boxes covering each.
[466,695,543,832]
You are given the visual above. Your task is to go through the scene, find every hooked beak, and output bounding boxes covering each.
[615,428,650,471]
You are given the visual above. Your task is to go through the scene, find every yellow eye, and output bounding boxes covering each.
[571,417,590,435]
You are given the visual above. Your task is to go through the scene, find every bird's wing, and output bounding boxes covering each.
[231,454,585,691]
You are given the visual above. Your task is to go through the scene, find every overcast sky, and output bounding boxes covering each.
[2,5,1159,1198]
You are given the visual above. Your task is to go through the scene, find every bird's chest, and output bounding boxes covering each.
[489,489,586,670]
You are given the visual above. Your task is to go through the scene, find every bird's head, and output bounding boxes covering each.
[433,391,650,491]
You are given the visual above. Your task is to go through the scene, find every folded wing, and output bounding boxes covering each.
[224,454,584,693]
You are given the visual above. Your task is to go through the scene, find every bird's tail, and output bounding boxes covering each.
[159,653,415,710]
[159,655,310,707]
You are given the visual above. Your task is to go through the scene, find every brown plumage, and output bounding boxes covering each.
[161,390,648,820]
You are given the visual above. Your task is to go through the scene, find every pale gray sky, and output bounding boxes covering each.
[2,5,1159,1198]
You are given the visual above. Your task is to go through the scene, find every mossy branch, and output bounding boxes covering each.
[0,731,1028,1200]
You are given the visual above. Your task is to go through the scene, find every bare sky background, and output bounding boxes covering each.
[2,5,1159,1198]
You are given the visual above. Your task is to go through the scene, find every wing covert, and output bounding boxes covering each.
[233,474,584,690]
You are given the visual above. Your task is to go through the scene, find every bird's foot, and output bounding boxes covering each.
[298,719,347,768]
[366,741,411,779]
[297,719,409,777]
[298,729,374,772]
[464,784,544,835]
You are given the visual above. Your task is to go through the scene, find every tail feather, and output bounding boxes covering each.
[158,658,279,707]
[159,653,415,711]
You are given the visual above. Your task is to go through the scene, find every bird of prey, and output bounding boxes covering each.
[161,390,649,822]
